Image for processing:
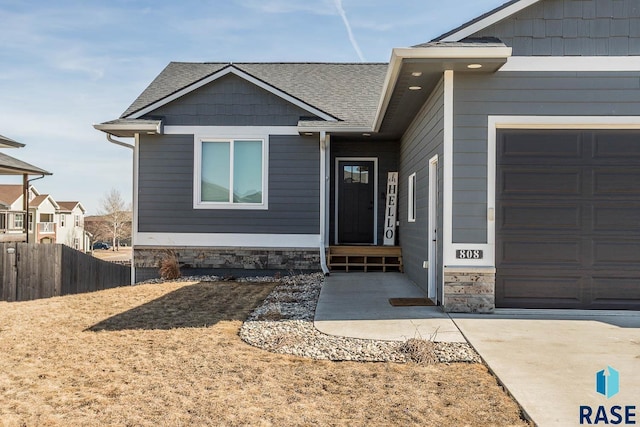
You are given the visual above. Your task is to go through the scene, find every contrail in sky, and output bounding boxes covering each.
[334,0,366,62]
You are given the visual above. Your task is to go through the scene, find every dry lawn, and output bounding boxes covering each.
[0,280,529,426]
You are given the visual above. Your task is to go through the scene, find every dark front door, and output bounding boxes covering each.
[338,160,375,244]
[496,130,640,309]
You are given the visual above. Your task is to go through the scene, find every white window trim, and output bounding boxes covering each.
[407,172,417,223]
[14,213,24,229]
[60,214,66,227]
[193,135,269,210]
[484,115,640,269]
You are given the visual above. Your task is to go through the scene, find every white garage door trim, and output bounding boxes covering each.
[486,116,640,270]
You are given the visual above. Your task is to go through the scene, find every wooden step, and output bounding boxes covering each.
[327,246,403,273]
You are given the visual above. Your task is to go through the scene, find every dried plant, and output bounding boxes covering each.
[399,338,438,365]
[159,250,181,280]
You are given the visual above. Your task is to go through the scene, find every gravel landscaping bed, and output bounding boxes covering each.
[143,272,480,363]
[239,273,481,364]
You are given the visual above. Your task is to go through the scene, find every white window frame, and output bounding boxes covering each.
[193,135,269,210]
[408,172,417,223]
[75,215,80,227]
[60,214,66,227]
[14,213,24,229]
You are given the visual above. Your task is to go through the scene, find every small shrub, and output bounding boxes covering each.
[399,338,438,365]
[159,251,181,280]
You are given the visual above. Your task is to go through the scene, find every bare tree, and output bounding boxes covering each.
[98,188,132,251]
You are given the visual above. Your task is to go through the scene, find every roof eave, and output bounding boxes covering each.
[93,120,164,138]
[372,45,512,132]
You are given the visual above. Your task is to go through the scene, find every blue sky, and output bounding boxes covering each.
[0,0,504,214]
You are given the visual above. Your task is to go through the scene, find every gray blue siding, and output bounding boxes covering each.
[329,139,399,245]
[452,71,640,243]
[138,133,320,234]
[141,73,315,126]
[399,78,445,294]
[472,0,640,56]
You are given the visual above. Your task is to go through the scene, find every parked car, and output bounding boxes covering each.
[93,242,111,250]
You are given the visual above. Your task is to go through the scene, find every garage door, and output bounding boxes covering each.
[496,130,640,309]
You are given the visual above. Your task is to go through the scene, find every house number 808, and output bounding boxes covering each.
[456,250,483,259]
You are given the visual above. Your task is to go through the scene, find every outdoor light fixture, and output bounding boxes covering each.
[362,133,371,137]
[467,63,483,69]
[409,86,422,90]
[411,71,423,77]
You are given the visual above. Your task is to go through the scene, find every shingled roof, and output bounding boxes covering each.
[121,62,389,130]
[0,134,25,148]
[0,152,51,175]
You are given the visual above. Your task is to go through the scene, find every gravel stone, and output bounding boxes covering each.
[142,272,480,363]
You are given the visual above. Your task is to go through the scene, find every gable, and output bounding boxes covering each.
[139,73,322,127]
[470,0,640,56]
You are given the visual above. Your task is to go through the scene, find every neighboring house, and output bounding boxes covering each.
[0,184,28,242]
[28,193,59,244]
[95,0,640,312]
[0,184,88,249]
[56,201,88,251]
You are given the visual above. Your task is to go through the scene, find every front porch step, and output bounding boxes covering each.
[327,246,403,273]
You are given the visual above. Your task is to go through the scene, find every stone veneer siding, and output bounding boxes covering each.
[134,247,321,271]
[443,267,495,313]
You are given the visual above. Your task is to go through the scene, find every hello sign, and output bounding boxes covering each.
[383,172,398,246]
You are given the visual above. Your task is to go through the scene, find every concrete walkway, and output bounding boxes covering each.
[314,272,465,342]
[452,310,640,427]
[314,273,640,426]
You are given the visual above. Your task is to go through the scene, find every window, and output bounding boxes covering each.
[28,213,33,232]
[60,214,66,227]
[14,213,24,229]
[75,215,80,227]
[408,172,417,223]
[74,238,79,249]
[343,165,369,184]
[196,138,267,209]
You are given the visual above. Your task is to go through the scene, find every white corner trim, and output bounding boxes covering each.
[134,232,320,248]
[427,154,438,300]
[127,66,337,122]
[164,126,300,136]
[486,115,640,270]
[500,56,640,72]
[441,0,542,42]
[442,70,454,266]
[132,133,140,284]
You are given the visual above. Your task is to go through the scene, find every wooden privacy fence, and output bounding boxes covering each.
[0,243,131,302]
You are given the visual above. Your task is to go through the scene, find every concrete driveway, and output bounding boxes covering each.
[451,310,640,427]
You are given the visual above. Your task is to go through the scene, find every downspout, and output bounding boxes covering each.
[319,131,330,275]
[106,132,136,285]
[106,133,134,150]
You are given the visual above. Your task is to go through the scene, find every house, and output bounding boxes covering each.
[56,201,89,250]
[0,134,52,242]
[95,0,640,312]
[0,184,89,249]
[0,184,28,242]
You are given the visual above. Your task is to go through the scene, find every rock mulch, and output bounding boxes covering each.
[238,273,481,364]
[142,272,481,363]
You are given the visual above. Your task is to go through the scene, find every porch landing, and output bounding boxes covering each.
[314,273,465,343]
[327,246,403,272]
